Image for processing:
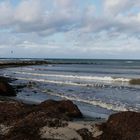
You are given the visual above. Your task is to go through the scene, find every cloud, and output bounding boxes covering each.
[15,0,42,23]
[0,0,83,35]
[0,1,14,27]
[0,0,139,37]
[0,0,140,58]
[103,0,140,16]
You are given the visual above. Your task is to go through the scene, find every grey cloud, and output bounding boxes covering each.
[1,0,140,59]
[103,0,140,16]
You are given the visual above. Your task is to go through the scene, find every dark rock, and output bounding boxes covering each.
[77,128,95,140]
[100,111,140,140]
[14,84,26,90]
[42,118,68,127]
[27,81,37,88]
[0,99,83,139]
[1,98,140,140]
[5,114,46,140]
[0,76,15,83]
[0,99,82,125]
[39,100,83,119]
[5,114,67,140]
[0,101,27,124]
[0,80,16,96]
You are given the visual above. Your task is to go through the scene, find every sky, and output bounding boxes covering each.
[0,0,140,59]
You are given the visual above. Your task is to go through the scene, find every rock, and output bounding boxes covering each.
[0,80,16,96]
[0,99,82,125]
[5,115,45,140]
[1,98,140,140]
[0,101,26,124]
[14,84,27,92]
[0,100,82,140]
[77,128,94,140]
[0,76,12,82]
[39,100,83,119]
[100,111,140,140]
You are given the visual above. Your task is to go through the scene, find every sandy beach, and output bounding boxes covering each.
[1,0,140,138]
[0,61,140,140]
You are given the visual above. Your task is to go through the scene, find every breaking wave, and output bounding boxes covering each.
[14,71,130,82]
[42,91,138,112]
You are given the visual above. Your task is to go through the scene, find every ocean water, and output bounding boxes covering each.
[0,59,140,119]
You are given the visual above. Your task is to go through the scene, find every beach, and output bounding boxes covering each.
[0,59,140,140]
[1,59,140,117]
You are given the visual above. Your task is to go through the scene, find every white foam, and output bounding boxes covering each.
[9,77,138,112]
[42,91,137,112]
[14,76,121,88]
[14,77,90,87]
[14,71,130,82]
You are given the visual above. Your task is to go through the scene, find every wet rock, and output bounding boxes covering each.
[27,81,37,88]
[0,80,16,96]
[100,111,140,140]
[0,76,15,83]
[14,84,27,92]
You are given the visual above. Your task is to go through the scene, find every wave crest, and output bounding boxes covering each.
[14,71,130,82]
[42,91,138,112]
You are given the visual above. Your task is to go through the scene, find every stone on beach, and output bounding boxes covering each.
[100,111,140,140]
[39,100,83,118]
[0,100,83,139]
[0,98,140,140]
[0,80,16,96]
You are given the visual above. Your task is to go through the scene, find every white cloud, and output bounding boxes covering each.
[104,0,135,16]
[15,0,42,23]
[0,1,14,26]
[0,0,140,58]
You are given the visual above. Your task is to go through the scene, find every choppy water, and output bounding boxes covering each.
[1,59,140,119]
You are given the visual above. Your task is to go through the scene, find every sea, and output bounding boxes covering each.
[0,58,140,119]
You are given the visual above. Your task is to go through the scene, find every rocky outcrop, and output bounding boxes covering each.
[0,80,16,96]
[0,100,82,124]
[0,100,83,139]
[0,98,140,140]
[100,111,140,140]
[0,101,31,124]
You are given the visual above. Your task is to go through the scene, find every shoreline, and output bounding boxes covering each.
[0,76,139,140]
[0,62,140,139]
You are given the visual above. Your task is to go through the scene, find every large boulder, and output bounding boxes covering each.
[0,100,83,140]
[0,80,16,96]
[39,100,83,119]
[0,101,26,124]
[100,111,140,140]
[0,99,82,125]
